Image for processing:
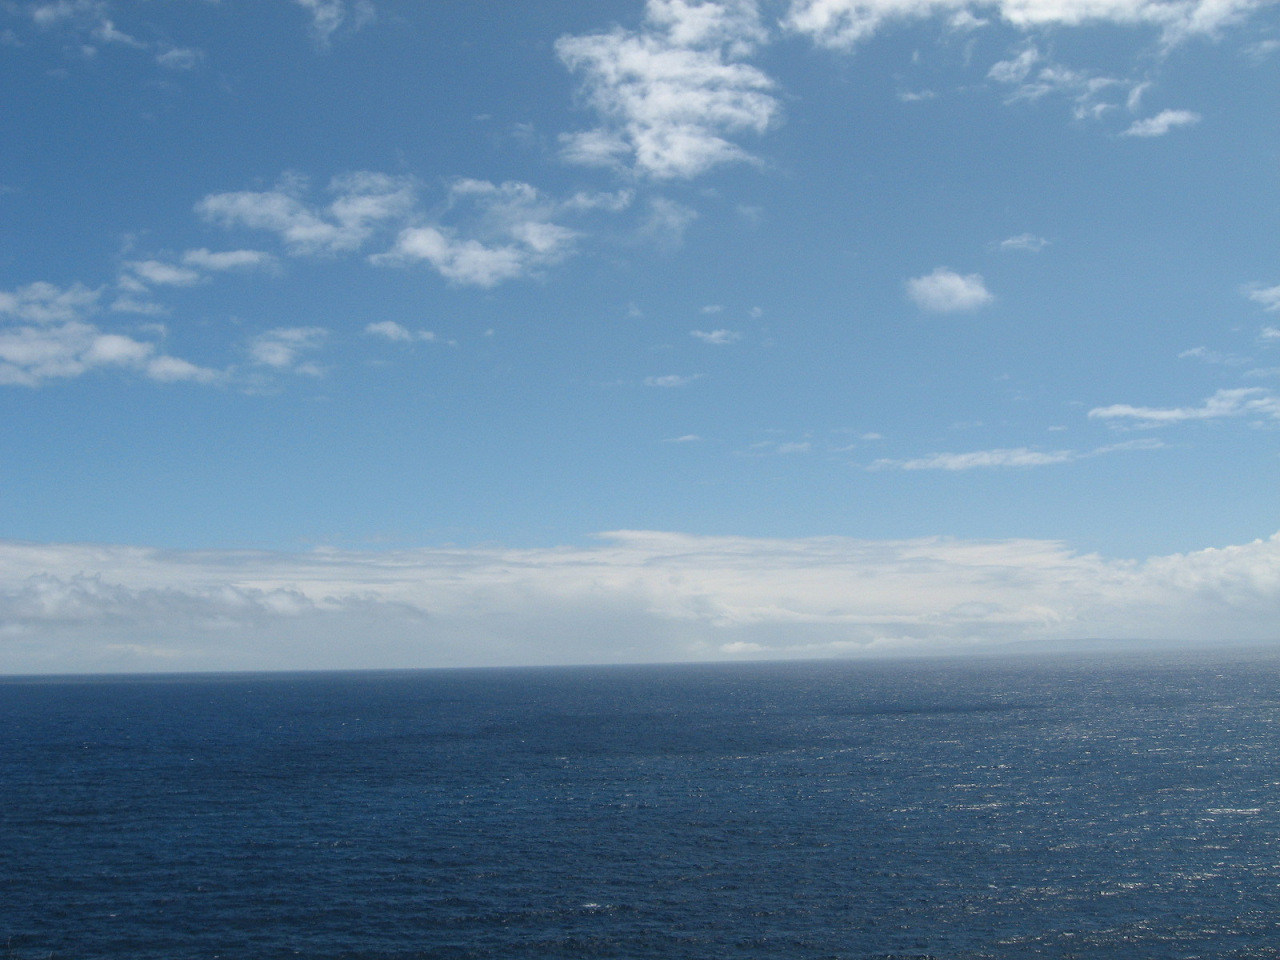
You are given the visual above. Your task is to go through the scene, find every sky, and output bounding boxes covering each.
[1,0,1279,674]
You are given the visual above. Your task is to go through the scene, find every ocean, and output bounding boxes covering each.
[3,651,1280,959]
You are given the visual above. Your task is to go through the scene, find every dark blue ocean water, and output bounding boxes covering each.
[4,652,1280,959]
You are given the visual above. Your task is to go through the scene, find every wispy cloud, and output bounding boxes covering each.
[988,46,1135,119]
[999,233,1049,252]
[1089,387,1280,423]
[556,0,779,179]
[181,248,278,273]
[786,0,1262,50]
[365,321,436,343]
[1246,283,1280,312]
[295,0,373,49]
[248,327,327,376]
[691,328,741,344]
[906,268,994,312]
[645,373,701,387]
[870,439,1160,471]
[1122,108,1201,136]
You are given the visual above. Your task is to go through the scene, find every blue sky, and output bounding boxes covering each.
[2,0,1279,673]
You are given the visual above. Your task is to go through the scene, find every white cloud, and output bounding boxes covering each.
[365,321,435,342]
[375,179,577,287]
[181,248,277,272]
[906,268,994,312]
[556,0,780,179]
[125,260,202,287]
[9,529,1280,672]
[988,47,1133,118]
[29,0,142,48]
[870,439,1160,470]
[999,232,1049,252]
[666,434,703,442]
[1178,346,1249,366]
[155,46,201,70]
[0,281,100,323]
[198,172,416,256]
[1246,283,1280,312]
[691,328,741,344]
[295,0,374,48]
[1122,108,1201,136]
[0,316,219,387]
[785,0,1264,50]
[1089,387,1280,423]
[249,327,327,375]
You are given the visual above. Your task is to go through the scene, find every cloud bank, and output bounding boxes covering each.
[4,530,1280,674]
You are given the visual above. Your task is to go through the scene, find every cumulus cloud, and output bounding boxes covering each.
[906,268,994,312]
[0,319,218,387]
[198,172,416,256]
[376,179,578,287]
[556,0,780,179]
[0,281,219,386]
[1089,387,1280,423]
[1122,108,1201,135]
[8,529,1280,673]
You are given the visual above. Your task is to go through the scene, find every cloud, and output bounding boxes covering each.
[556,0,780,179]
[0,319,218,387]
[871,439,1161,470]
[125,260,202,287]
[785,0,1264,50]
[198,172,416,256]
[29,0,142,48]
[988,47,1134,118]
[365,321,435,342]
[1178,346,1249,366]
[375,178,579,287]
[999,233,1049,252]
[1246,283,1280,312]
[248,327,327,375]
[645,373,700,387]
[1122,108,1201,136]
[691,328,741,344]
[0,281,100,323]
[9,529,1280,672]
[906,268,994,312]
[295,0,373,48]
[155,46,201,70]
[640,196,699,249]
[181,248,278,272]
[1089,387,1280,423]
